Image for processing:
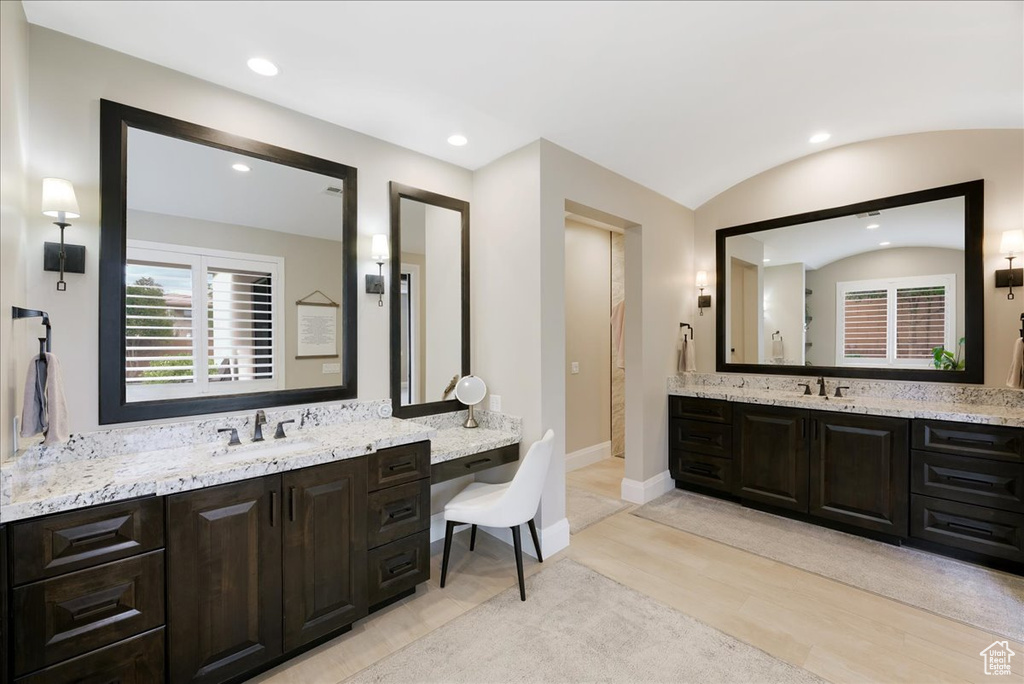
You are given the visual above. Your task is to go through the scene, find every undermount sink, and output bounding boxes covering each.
[207,437,320,460]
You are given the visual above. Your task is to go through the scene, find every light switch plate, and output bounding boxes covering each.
[571,362,580,374]
[322,362,341,374]
[489,395,502,412]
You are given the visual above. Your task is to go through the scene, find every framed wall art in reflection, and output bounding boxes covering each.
[296,291,339,359]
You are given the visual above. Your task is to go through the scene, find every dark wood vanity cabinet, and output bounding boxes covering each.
[166,476,283,684]
[282,459,368,652]
[734,405,809,512]
[668,397,735,493]
[1,525,8,684]
[808,412,909,537]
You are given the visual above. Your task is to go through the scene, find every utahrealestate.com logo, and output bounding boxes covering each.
[980,641,1015,676]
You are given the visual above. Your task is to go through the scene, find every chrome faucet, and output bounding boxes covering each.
[816,377,827,397]
[253,410,268,442]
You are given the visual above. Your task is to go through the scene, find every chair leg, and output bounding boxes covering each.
[511,525,526,601]
[527,518,543,563]
[440,520,456,588]
[470,524,477,551]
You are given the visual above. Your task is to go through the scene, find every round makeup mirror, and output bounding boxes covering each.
[454,375,487,428]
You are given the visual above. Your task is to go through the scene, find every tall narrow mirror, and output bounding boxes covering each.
[389,183,469,418]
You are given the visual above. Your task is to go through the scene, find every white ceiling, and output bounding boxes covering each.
[741,196,965,270]
[22,1,1024,208]
[127,128,343,240]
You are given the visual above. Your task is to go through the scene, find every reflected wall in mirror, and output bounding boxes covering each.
[716,181,984,384]
[389,183,469,418]
[100,100,357,423]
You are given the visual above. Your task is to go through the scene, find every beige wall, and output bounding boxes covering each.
[128,209,345,391]
[564,219,611,455]
[694,130,1023,387]
[1,1,30,458]
[805,247,966,367]
[20,26,472,433]
[423,204,463,401]
[763,262,805,365]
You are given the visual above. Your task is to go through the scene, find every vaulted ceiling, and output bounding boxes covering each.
[22,1,1024,208]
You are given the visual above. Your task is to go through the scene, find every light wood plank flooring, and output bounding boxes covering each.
[253,458,1022,683]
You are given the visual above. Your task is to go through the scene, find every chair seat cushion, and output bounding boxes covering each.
[444,481,513,526]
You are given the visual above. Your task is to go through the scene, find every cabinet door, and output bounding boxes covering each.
[735,405,809,512]
[166,476,282,684]
[2,525,8,684]
[282,459,368,652]
[809,413,909,537]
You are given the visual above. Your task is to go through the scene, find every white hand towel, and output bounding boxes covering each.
[1007,338,1024,390]
[771,339,784,361]
[677,338,687,374]
[683,336,697,372]
[20,352,70,446]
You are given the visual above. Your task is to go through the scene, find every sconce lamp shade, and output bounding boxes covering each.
[371,234,390,262]
[695,270,709,288]
[41,178,80,219]
[1000,230,1023,256]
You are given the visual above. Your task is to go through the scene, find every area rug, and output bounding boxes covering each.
[633,489,1024,641]
[347,559,824,683]
[567,485,630,534]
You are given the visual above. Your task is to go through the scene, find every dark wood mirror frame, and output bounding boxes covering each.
[715,180,984,384]
[98,99,358,424]
[388,182,470,418]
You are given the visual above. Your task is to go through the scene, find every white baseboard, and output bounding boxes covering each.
[565,441,612,472]
[621,469,674,504]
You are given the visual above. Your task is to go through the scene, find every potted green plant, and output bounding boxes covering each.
[932,337,965,370]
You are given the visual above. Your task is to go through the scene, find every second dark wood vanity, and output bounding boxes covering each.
[669,395,1024,572]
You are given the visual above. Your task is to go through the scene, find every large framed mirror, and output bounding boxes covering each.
[99,100,358,423]
[388,182,470,418]
[716,180,984,384]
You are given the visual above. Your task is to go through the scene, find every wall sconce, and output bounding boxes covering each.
[696,270,711,316]
[41,178,84,291]
[996,229,1023,300]
[365,234,390,307]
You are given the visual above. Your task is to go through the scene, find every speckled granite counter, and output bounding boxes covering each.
[668,373,1024,427]
[0,402,521,524]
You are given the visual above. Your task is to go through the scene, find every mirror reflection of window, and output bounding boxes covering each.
[723,195,966,371]
[125,127,346,400]
[399,198,463,406]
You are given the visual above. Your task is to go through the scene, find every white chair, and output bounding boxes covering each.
[440,429,555,601]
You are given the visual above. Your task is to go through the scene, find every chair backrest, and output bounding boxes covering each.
[502,429,555,523]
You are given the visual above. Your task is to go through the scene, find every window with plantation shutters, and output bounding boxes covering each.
[836,274,955,368]
[126,241,283,401]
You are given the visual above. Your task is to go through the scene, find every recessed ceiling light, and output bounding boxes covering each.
[763,258,771,263]
[866,223,879,230]
[247,57,278,76]
[879,241,891,246]
[232,163,251,173]
[447,134,468,147]
[809,132,831,144]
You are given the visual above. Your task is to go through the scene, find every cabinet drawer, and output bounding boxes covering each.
[368,441,431,492]
[367,531,429,609]
[910,495,1023,562]
[670,419,732,457]
[12,550,165,676]
[670,451,733,493]
[670,396,732,424]
[14,627,165,684]
[10,497,164,586]
[367,479,430,549]
[911,451,1024,513]
[913,420,1022,462]
[431,443,519,484]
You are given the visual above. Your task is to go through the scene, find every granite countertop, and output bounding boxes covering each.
[668,385,1024,428]
[0,408,522,524]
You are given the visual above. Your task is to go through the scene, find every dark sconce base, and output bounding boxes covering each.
[697,294,711,316]
[43,242,86,274]
[996,267,1023,300]
[366,273,385,307]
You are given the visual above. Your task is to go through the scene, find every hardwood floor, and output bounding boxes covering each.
[253,458,1022,683]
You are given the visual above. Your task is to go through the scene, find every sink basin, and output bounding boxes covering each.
[207,438,320,460]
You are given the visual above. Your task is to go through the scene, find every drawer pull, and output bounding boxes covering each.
[683,463,716,475]
[946,435,996,447]
[685,434,715,443]
[465,458,491,469]
[289,487,297,522]
[386,560,414,575]
[270,491,277,527]
[947,521,993,536]
[946,475,992,487]
[387,460,415,472]
[387,505,415,521]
